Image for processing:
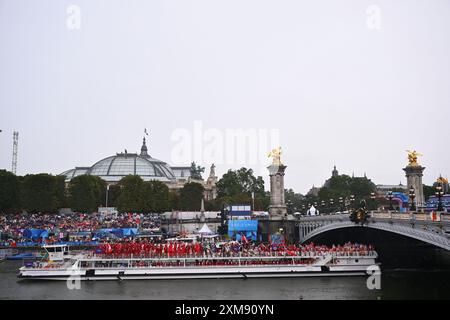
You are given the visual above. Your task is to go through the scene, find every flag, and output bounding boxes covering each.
[144,128,149,135]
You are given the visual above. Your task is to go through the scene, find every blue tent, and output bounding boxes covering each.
[97,228,113,233]
[121,228,138,236]
[93,231,117,239]
[111,229,124,237]
[71,231,92,237]
[23,229,49,240]
[96,228,138,238]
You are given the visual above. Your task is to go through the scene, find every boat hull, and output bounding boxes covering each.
[18,264,376,281]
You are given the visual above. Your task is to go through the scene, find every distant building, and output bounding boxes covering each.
[323,165,339,188]
[332,165,339,177]
[308,165,376,196]
[60,136,217,199]
[306,185,321,197]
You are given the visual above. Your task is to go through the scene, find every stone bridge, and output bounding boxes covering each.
[297,212,450,251]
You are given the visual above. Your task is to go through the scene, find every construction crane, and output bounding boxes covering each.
[12,131,18,174]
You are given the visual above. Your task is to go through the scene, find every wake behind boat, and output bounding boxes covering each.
[18,242,379,281]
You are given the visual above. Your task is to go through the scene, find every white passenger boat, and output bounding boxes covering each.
[18,244,379,281]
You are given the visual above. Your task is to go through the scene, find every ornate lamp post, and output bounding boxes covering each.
[219,204,229,236]
[409,186,416,212]
[105,184,110,209]
[350,195,356,209]
[387,191,394,211]
[370,192,376,211]
[436,185,444,212]
[320,200,326,214]
[287,200,293,214]
[329,199,335,214]
[338,197,344,212]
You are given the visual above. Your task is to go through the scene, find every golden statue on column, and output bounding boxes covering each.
[268,147,283,166]
[406,150,422,167]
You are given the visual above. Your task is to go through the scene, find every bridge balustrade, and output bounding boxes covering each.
[391,213,411,220]
[297,212,450,250]
[372,212,390,219]
[414,214,428,221]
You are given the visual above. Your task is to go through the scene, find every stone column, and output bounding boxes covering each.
[403,165,426,207]
[268,164,287,218]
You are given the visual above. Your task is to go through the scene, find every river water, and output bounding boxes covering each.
[1,260,449,300]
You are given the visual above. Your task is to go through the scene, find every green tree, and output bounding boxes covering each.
[0,170,21,213]
[180,182,204,211]
[285,189,305,212]
[315,175,376,212]
[68,175,106,213]
[318,175,375,202]
[169,191,181,210]
[215,167,268,210]
[54,175,68,208]
[21,174,65,213]
[142,180,170,212]
[349,177,376,198]
[217,168,265,198]
[116,175,146,213]
[107,184,122,207]
[423,184,435,201]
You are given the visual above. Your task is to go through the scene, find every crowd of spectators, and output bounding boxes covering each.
[0,212,162,247]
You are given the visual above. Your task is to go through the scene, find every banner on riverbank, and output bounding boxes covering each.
[228,220,258,241]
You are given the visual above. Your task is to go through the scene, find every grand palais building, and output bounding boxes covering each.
[60,137,217,200]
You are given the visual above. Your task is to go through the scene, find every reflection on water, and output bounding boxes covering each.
[1,261,449,300]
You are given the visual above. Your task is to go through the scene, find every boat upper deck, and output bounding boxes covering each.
[20,250,378,271]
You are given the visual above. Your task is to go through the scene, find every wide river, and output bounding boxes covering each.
[1,260,449,300]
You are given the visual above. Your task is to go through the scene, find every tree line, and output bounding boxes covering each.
[1,168,442,215]
[0,167,269,214]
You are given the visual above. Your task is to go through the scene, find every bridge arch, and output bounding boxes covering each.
[300,221,450,251]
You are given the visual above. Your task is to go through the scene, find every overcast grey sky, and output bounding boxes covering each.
[0,0,449,194]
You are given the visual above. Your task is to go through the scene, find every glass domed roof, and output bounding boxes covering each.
[61,137,177,183]
[86,153,176,182]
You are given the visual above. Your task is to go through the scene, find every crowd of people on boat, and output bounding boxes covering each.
[96,241,375,258]
[0,212,161,247]
[120,257,319,268]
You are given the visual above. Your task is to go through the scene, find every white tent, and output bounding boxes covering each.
[197,223,216,235]
[307,205,319,216]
